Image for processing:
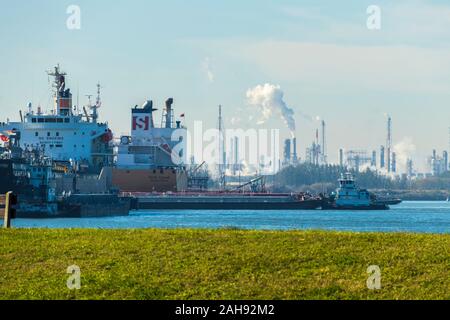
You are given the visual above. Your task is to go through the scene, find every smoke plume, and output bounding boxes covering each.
[393,137,416,172]
[246,84,296,137]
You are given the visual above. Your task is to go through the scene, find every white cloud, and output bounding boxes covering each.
[233,40,450,94]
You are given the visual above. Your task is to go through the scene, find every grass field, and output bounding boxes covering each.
[0,229,448,300]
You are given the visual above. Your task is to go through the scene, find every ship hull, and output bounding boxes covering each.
[134,196,322,210]
[136,202,321,210]
[321,202,389,210]
[16,195,131,218]
[112,168,187,192]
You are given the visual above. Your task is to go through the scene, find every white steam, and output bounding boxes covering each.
[393,137,416,172]
[246,84,296,137]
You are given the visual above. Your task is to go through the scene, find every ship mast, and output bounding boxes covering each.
[47,64,72,116]
[92,82,102,123]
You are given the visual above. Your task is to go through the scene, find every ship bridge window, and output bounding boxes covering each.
[38,118,44,123]
[45,118,57,123]
[32,118,37,123]
[56,132,59,137]
[64,118,70,123]
[57,118,63,123]
[35,132,38,137]
[47,132,50,137]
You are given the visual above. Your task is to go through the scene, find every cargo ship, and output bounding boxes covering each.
[0,65,114,171]
[0,65,130,217]
[112,98,188,192]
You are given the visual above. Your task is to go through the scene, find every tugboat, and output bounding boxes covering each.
[322,173,389,210]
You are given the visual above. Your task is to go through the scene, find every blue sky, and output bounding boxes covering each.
[1,0,450,171]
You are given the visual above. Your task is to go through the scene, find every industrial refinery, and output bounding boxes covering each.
[1,64,447,216]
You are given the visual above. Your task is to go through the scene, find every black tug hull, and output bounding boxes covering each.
[321,203,389,210]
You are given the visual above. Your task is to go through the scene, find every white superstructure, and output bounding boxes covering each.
[0,65,113,169]
[116,98,187,169]
[333,173,372,207]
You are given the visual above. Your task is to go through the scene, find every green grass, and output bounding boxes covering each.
[0,229,449,300]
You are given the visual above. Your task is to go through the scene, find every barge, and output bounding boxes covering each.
[131,192,322,210]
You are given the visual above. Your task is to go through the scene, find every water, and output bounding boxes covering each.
[12,201,450,234]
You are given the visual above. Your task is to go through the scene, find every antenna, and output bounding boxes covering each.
[95,82,102,108]
[85,94,93,105]
[91,82,101,123]
[46,64,69,115]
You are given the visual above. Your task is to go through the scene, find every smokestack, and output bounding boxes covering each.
[407,158,413,177]
[321,120,327,164]
[391,152,397,173]
[380,146,385,169]
[444,151,448,172]
[142,100,156,128]
[292,137,298,163]
[165,98,174,128]
[233,137,239,175]
[387,116,392,173]
[371,150,377,167]
[284,139,291,165]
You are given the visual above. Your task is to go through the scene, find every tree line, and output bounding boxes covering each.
[272,164,450,193]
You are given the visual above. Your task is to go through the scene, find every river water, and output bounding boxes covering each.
[11,201,450,234]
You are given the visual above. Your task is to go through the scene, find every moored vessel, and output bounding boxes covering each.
[131,192,322,210]
[112,99,188,192]
[0,65,114,171]
[322,173,391,210]
[0,65,130,217]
